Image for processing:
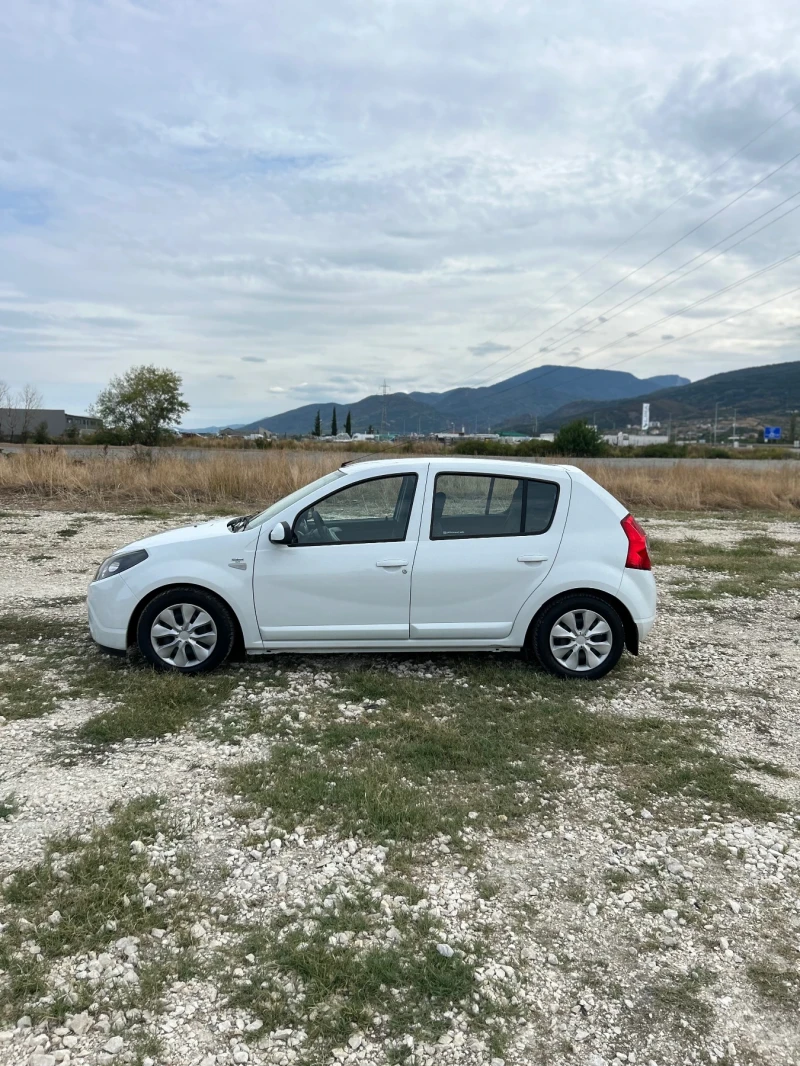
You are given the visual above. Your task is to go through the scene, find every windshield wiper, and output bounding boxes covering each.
[227,513,257,533]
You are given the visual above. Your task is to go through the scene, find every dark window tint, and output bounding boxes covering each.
[294,474,417,545]
[431,473,558,539]
[524,480,559,533]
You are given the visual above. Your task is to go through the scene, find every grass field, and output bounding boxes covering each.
[0,507,798,1065]
[1,445,800,513]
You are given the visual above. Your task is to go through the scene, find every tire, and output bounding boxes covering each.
[136,587,235,674]
[530,594,625,680]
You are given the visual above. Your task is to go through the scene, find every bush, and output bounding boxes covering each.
[452,438,554,458]
[553,420,607,458]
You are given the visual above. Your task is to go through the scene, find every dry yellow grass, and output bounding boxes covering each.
[0,446,798,514]
[0,448,347,511]
[585,461,800,513]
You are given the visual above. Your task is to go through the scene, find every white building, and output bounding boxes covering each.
[604,432,669,447]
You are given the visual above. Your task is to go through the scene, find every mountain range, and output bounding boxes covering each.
[537,359,800,432]
[216,366,690,436]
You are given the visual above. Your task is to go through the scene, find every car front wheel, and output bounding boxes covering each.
[136,588,235,673]
[531,594,624,680]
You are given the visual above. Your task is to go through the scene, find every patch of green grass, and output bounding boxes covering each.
[223,881,512,1058]
[0,665,79,720]
[645,967,717,1034]
[75,667,241,744]
[603,868,633,890]
[748,946,800,1009]
[224,658,786,846]
[673,586,715,601]
[0,612,85,646]
[0,793,19,820]
[650,535,800,599]
[0,795,200,1024]
[741,756,793,779]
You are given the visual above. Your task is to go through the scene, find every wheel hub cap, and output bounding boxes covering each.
[151,603,218,669]
[549,609,612,672]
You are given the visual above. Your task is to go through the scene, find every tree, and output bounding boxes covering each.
[0,382,42,441]
[33,421,50,444]
[554,419,607,458]
[367,424,375,435]
[331,407,338,436]
[19,384,43,441]
[0,380,10,441]
[91,365,189,446]
[345,410,352,436]
[313,409,322,437]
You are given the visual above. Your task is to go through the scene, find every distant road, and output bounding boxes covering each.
[1,442,796,471]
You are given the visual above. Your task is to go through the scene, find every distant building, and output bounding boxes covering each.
[0,408,102,439]
[604,432,669,447]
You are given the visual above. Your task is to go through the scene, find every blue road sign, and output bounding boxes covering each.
[764,426,781,441]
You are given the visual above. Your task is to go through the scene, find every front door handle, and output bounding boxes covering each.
[376,560,409,568]
[517,555,548,564]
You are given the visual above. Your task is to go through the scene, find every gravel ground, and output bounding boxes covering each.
[1,508,799,1066]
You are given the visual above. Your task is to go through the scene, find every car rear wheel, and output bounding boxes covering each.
[531,594,624,680]
[136,588,235,673]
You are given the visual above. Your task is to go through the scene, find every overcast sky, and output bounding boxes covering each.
[1,0,799,426]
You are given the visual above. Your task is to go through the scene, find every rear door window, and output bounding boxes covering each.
[431,473,558,539]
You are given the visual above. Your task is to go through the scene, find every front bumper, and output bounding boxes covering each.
[87,573,139,651]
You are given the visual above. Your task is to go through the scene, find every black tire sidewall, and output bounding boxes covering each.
[137,588,235,674]
[532,594,624,680]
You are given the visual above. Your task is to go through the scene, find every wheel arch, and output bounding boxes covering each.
[525,587,639,656]
[127,583,246,659]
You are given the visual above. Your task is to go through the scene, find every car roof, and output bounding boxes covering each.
[339,455,572,478]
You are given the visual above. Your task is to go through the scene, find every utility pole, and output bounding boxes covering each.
[379,380,388,438]
[713,402,719,445]
[732,408,737,444]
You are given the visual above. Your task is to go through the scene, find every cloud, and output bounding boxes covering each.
[468,341,513,357]
[268,385,285,393]
[1,0,799,426]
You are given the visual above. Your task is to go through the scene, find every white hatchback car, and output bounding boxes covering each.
[88,457,656,680]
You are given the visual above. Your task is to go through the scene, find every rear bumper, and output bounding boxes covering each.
[87,574,138,651]
[618,568,657,645]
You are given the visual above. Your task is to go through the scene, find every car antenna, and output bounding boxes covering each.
[340,453,395,467]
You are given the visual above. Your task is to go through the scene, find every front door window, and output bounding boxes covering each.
[293,474,418,544]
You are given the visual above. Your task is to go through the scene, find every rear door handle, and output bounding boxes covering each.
[376,559,409,568]
[517,555,548,564]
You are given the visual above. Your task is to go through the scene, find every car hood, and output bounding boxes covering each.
[115,517,241,554]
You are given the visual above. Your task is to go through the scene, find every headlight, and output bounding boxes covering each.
[94,549,149,582]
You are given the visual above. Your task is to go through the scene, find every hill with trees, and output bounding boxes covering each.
[537,359,800,433]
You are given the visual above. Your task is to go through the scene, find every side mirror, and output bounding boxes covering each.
[269,521,292,544]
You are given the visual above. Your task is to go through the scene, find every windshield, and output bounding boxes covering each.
[243,470,346,530]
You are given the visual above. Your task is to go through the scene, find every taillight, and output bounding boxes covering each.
[621,513,651,570]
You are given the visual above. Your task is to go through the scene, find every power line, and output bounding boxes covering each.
[503,189,800,366]
[463,101,800,375]
[602,281,800,373]
[463,140,800,389]
[482,212,800,384]
[473,263,800,411]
